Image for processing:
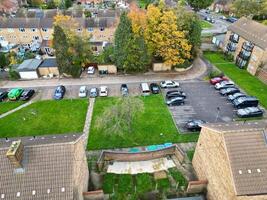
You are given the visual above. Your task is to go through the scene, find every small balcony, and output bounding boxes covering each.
[236,55,248,69]
[238,50,251,60]
[226,42,237,52]
[242,42,254,52]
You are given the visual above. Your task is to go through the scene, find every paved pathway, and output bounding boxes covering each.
[0,101,33,119]
[0,58,209,89]
[82,98,95,148]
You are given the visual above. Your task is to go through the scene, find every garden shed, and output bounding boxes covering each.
[17,59,42,79]
[38,58,59,77]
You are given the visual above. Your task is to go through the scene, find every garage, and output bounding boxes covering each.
[17,59,42,79]
[38,58,59,77]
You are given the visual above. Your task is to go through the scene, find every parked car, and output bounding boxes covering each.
[185,119,206,131]
[166,97,184,106]
[0,90,8,102]
[53,85,65,100]
[8,88,24,101]
[160,80,179,88]
[20,89,35,101]
[87,66,95,74]
[232,96,259,108]
[99,86,108,97]
[227,17,238,23]
[120,84,129,96]
[150,83,160,94]
[89,87,98,98]
[166,90,186,99]
[140,83,150,96]
[215,81,234,90]
[79,86,87,98]
[209,76,228,85]
[219,87,240,96]
[227,93,247,101]
[205,16,215,23]
[237,107,263,118]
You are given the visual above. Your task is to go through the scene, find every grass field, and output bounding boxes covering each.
[0,99,88,138]
[200,20,213,29]
[204,51,267,109]
[87,95,199,150]
[0,101,24,115]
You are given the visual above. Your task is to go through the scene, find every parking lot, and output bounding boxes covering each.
[165,81,236,133]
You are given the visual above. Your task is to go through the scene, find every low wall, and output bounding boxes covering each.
[98,64,117,74]
[153,63,172,72]
[97,145,185,170]
[174,64,193,72]
[186,180,208,194]
[83,190,104,200]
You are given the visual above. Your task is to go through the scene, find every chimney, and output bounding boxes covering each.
[6,140,24,168]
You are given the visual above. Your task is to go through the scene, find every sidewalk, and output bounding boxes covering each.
[0,58,208,88]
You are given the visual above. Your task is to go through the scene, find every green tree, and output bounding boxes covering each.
[47,0,56,9]
[53,25,71,76]
[64,0,72,9]
[187,0,214,11]
[230,0,262,18]
[95,96,145,135]
[27,0,43,7]
[176,6,202,56]
[0,53,8,69]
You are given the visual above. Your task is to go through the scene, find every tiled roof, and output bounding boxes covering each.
[17,59,42,72]
[39,58,57,68]
[0,133,84,200]
[228,17,267,50]
[202,120,267,196]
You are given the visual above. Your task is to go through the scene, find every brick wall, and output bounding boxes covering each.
[256,69,267,84]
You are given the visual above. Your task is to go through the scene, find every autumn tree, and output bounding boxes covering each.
[230,0,262,18]
[145,4,192,66]
[95,96,145,135]
[187,0,214,11]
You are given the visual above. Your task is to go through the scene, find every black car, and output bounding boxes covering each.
[232,96,258,108]
[166,97,185,106]
[185,119,206,131]
[120,84,129,96]
[219,87,240,96]
[226,17,238,23]
[237,107,263,118]
[0,90,8,102]
[166,90,186,99]
[53,85,66,100]
[150,83,160,94]
[20,89,35,101]
[227,93,246,101]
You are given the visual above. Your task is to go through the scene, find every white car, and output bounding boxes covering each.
[87,66,95,74]
[160,80,179,88]
[78,86,87,98]
[214,81,234,90]
[99,86,108,97]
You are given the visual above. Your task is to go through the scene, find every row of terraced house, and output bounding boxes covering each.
[0,9,119,54]
[223,17,267,83]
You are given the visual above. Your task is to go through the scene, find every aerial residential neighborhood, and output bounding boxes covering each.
[0,0,267,199]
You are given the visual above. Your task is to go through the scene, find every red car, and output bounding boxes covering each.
[210,76,228,85]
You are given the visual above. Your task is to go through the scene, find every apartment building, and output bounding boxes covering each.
[223,17,267,76]
[193,121,267,200]
[0,133,89,200]
[0,9,119,53]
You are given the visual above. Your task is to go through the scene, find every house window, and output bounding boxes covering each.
[42,28,48,32]
[88,27,93,32]
[100,27,105,31]
[33,36,39,40]
[92,46,97,51]
[19,28,25,32]
[8,28,14,32]
[77,28,82,32]
[32,190,36,196]
[0,36,4,41]
[1,194,4,199]
[0,28,2,31]
[31,28,36,32]
[61,187,65,192]
[47,189,51,194]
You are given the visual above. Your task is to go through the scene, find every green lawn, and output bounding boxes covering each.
[200,20,213,29]
[0,99,88,138]
[204,51,267,109]
[0,101,24,115]
[87,95,199,150]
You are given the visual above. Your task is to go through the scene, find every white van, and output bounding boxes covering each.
[140,83,150,96]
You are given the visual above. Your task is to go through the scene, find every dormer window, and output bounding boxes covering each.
[42,28,48,32]
[100,27,105,31]
[77,28,82,32]
[19,28,25,32]
[31,28,36,32]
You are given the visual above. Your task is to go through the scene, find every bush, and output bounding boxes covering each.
[156,178,170,192]
[103,173,117,194]
[8,68,20,80]
[208,69,224,78]
[174,59,193,69]
[117,175,134,194]
[136,173,155,194]
[223,53,234,61]
[169,168,188,188]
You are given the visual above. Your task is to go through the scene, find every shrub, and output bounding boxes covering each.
[136,173,155,194]
[103,173,117,194]
[208,69,224,78]
[156,178,170,192]
[169,168,188,188]
[117,175,134,194]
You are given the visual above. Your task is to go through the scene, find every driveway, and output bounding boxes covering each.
[166,81,235,132]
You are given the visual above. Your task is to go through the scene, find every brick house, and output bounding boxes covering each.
[0,134,89,200]
[223,17,267,76]
[0,9,119,53]
[193,121,267,200]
